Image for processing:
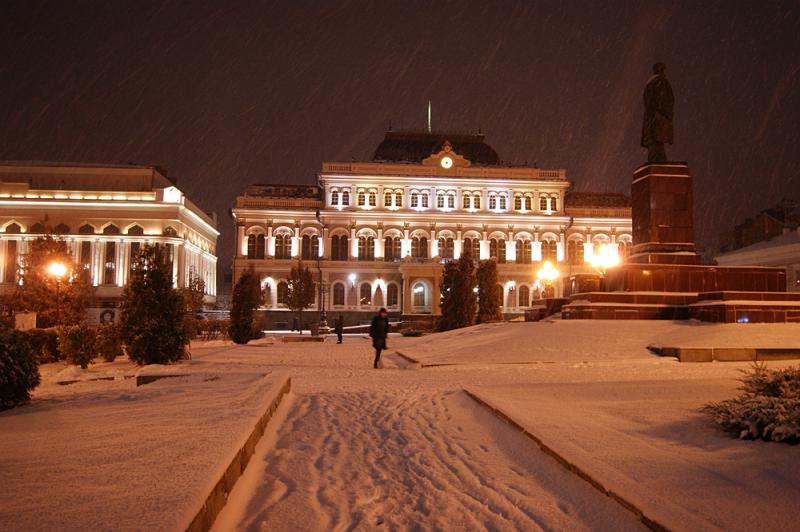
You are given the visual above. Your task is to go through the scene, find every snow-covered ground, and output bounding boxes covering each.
[2,320,799,531]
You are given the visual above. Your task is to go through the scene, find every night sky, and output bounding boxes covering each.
[2,1,799,276]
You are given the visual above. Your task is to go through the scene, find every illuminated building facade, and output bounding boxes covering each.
[232,131,631,326]
[0,162,219,314]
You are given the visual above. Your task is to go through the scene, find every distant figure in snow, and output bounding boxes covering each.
[335,315,344,344]
[369,308,390,369]
[641,62,674,163]
[292,316,299,332]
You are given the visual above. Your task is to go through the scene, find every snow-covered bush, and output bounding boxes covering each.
[229,269,262,344]
[94,323,122,362]
[705,363,800,444]
[24,328,60,362]
[57,325,95,369]
[0,331,41,409]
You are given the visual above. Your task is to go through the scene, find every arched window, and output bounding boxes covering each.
[540,196,550,211]
[127,224,144,235]
[368,191,377,206]
[79,224,94,234]
[341,191,350,206]
[411,192,419,208]
[421,193,429,208]
[54,223,70,234]
[567,240,584,265]
[412,236,428,258]
[5,223,21,234]
[519,285,530,308]
[333,283,345,306]
[357,190,366,206]
[463,237,480,259]
[499,195,507,210]
[551,196,558,211]
[387,283,399,307]
[302,235,319,260]
[447,192,455,208]
[437,192,445,209]
[490,238,506,263]
[618,241,630,260]
[438,237,454,259]
[247,234,256,258]
[489,194,497,210]
[274,234,291,259]
[331,190,339,205]
[358,236,375,261]
[331,235,349,261]
[525,196,533,210]
[473,194,481,209]
[384,192,393,207]
[103,224,120,235]
[277,281,289,306]
[394,192,402,207]
[514,195,522,210]
[359,283,372,305]
[384,236,401,261]
[542,240,558,262]
[412,282,427,308]
[162,226,177,236]
[462,193,471,209]
[516,240,532,264]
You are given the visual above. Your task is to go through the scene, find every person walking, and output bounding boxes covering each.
[369,308,390,369]
[334,315,344,344]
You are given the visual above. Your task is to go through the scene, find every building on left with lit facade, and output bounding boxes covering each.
[0,162,219,318]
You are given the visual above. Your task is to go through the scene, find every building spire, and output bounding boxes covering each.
[427,100,432,133]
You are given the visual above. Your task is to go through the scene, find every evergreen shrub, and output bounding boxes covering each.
[95,322,123,362]
[57,325,95,369]
[0,331,41,409]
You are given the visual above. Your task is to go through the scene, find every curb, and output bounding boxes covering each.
[186,376,292,532]
[463,389,670,532]
[394,351,421,365]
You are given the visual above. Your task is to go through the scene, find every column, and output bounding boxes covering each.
[237,224,246,257]
[375,227,384,259]
[320,227,329,258]
[402,228,411,257]
[506,230,516,262]
[267,224,275,257]
[533,231,542,262]
[556,233,565,262]
[479,229,489,260]
[291,226,300,258]
[350,227,358,259]
[430,229,438,258]
[454,229,462,259]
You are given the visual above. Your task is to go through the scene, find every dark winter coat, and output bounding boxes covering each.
[641,74,674,147]
[369,315,390,349]
[334,318,344,334]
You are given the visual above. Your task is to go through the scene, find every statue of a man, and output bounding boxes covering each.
[641,62,674,163]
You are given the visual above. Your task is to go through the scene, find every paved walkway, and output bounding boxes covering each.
[198,339,643,532]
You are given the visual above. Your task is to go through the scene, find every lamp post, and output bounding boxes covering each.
[589,244,620,290]
[536,260,559,299]
[47,261,67,325]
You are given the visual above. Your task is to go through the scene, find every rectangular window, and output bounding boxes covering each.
[384,192,392,207]
[474,195,480,209]
[357,191,366,206]
[411,194,418,208]
[369,192,376,206]
[80,241,92,283]
[395,192,402,207]
[448,194,455,208]
[515,196,522,210]
[463,194,471,209]
[331,191,339,205]
[437,194,445,208]
[103,241,116,285]
[341,191,350,206]
[525,197,533,210]
[3,240,17,283]
[129,242,140,275]
[540,197,549,211]
[489,196,497,209]
[499,196,506,210]
[421,194,428,208]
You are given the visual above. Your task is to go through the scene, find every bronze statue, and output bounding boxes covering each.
[641,62,674,163]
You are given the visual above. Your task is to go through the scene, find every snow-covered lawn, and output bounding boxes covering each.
[0,355,289,532]
[2,320,799,531]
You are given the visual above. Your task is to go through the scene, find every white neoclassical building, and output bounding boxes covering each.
[0,162,219,314]
[231,131,631,327]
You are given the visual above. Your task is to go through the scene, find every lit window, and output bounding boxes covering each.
[411,193,419,208]
[437,193,445,209]
[358,191,366,206]
[540,196,549,211]
[331,190,339,205]
[514,196,522,210]
[447,193,455,208]
[499,195,506,210]
[473,194,481,209]
[421,194,428,208]
[489,195,497,210]
[463,193,471,209]
[395,192,402,207]
[341,191,350,206]
[369,192,376,206]
[384,192,392,207]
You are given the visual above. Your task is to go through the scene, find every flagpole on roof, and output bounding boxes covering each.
[427,100,431,133]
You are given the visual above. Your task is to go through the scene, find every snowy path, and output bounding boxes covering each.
[209,343,644,531]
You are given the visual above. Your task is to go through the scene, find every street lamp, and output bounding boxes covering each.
[536,260,559,298]
[47,261,67,325]
[589,244,621,290]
